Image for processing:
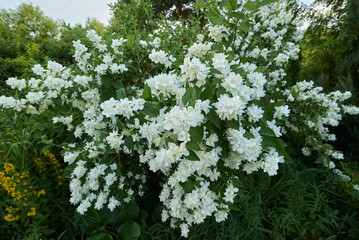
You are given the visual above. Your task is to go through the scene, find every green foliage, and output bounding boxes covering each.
[0,110,77,239]
[109,0,156,35]
[142,152,359,239]
[0,3,106,87]
[0,3,58,82]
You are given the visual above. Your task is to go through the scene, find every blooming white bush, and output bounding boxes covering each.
[1,0,358,237]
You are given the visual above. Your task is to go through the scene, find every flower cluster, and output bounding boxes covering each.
[0,163,45,221]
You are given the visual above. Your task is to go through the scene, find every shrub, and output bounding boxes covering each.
[0,0,358,238]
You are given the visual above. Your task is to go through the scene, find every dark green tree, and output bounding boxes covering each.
[0,3,58,82]
[299,0,359,158]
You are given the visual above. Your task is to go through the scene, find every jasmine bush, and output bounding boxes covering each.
[0,0,358,238]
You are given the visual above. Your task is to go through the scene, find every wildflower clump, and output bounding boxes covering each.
[4,206,19,222]
[0,163,45,221]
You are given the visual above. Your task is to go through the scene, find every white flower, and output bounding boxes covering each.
[139,40,148,47]
[63,151,80,164]
[26,91,44,104]
[106,131,124,152]
[108,196,120,211]
[206,133,218,147]
[187,42,213,58]
[247,104,264,122]
[94,191,109,210]
[221,73,244,96]
[223,183,238,203]
[145,73,184,98]
[262,149,284,176]
[180,224,190,238]
[149,49,174,68]
[180,57,209,86]
[32,64,45,76]
[266,120,282,137]
[208,25,229,42]
[100,98,121,118]
[214,94,246,120]
[77,199,91,214]
[212,53,230,76]
[72,161,87,178]
[87,29,101,43]
[6,77,27,91]
[274,105,290,119]
[95,63,108,75]
[301,147,311,156]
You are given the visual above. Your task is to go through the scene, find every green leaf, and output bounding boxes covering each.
[274,99,285,107]
[185,150,200,161]
[206,9,226,25]
[53,96,62,106]
[206,109,221,129]
[226,119,239,129]
[239,21,250,33]
[189,126,204,142]
[242,1,254,10]
[228,203,241,211]
[140,102,161,116]
[165,135,177,147]
[262,136,292,161]
[232,177,243,190]
[102,75,112,89]
[230,0,238,10]
[142,85,151,101]
[211,68,223,75]
[117,221,141,240]
[200,84,216,100]
[231,12,247,20]
[117,88,127,100]
[276,139,292,161]
[262,136,277,148]
[216,86,227,98]
[192,1,207,8]
[113,80,123,89]
[182,87,197,107]
[118,201,140,222]
[255,66,267,73]
[323,143,334,150]
[184,179,196,193]
[186,141,202,151]
[88,233,113,240]
[257,0,277,8]
[63,164,76,179]
[259,127,276,137]
[124,136,134,149]
[244,131,255,139]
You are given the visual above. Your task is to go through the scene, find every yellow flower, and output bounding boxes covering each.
[27,207,36,216]
[4,163,15,174]
[37,189,45,197]
[4,214,19,222]
[5,206,18,213]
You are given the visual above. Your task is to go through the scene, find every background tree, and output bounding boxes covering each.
[0,3,106,89]
[0,3,58,83]
[297,0,359,159]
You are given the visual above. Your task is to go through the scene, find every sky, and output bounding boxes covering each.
[0,0,118,26]
[0,0,314,27]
